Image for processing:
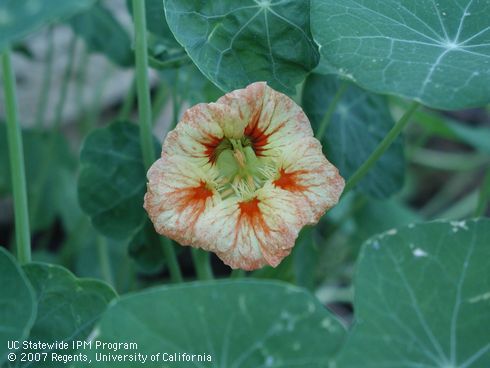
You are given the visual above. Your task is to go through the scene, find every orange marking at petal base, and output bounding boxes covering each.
[174,181,213,226]
[202,135,223,163]
[244,110,269,157]
[274,168,308,192]
[236,197,270,235]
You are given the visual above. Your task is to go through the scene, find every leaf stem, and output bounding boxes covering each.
[96,235,114,286]
[53,32,78,130]
[132,0,155,169]
[160,238,183,283]
[315,80,349,140]
[118,76,136,121]
[35,27,55,129]
[343,101,420,195]
[191,248,214,280]
[132,0,183,282]
[474,170,490,217]
[230,269,246,278]
[1,49,31,264]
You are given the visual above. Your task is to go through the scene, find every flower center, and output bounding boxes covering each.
[214,136,276,200]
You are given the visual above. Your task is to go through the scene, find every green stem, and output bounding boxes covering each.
[343,101,420,195]
[160,238,183,283]
[118,76,136,121]
[315,81,349,140]
[2,50,31,264]
[230,269,245,278]
[132,0,155,169]
[191,248,214,280]
[75,44,89,133]
[53,33,78,130]
[475,170,490,217]
[132,0,183,282]
[96,235,114,286]
[84,64,114,132]
[29,36,79,226]
[35,27,55,129]
[151,79,169,125]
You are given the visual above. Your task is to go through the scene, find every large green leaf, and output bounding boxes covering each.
[0,248,36,364]
[164,0,320,94]
[337,219,490,368]
[0,0,97,51]
[78,121,157,240]
[69,3,133,67]
[311,0,490,110]
[20,263,116,367]
[81,280,345,367]
[302,74,405,198]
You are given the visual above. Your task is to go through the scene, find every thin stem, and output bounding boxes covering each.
[2,50,31,264]
[53,33,78,130]
[160,238,183,283]
[343,101,420,195]
[132,0,155,169]
[75,44,89,134]
[96,235,114,286]
[29,36,79,225]
[191,248,214,280]
[151,79,169,125]
[230,269,245,278]
[475,170,490,217]
[132,0,183,282]
[35,27,55,129]
[83,63,114,131]
[118,76,136,121]
[315,81,349,140]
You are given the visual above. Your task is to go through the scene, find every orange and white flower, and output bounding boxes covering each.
[144,82,344,270]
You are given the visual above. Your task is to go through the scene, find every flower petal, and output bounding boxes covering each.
[162,102,248,165]
[273,137,345,224]
[218,82,313,157]
[144,155,220,246]
[195,183,307,270]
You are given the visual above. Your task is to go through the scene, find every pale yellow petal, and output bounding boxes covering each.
[144,155,220,245]
[195,183,306,270]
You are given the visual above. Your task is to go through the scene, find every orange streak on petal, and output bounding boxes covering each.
[201,134,222,163]
[173,181,213,227]
[273,168,308,192]
[244,110,269,157]
[236,197,270,241]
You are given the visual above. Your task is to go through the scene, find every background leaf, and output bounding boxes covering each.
[77,121,158,240]
[80,280,345,367]
[0,248,36,364]
[164,0,319,94]
[302,74,405,198]
[20,263,116,367]
[0,0,97,51]
[311,0,490,110]
[337,218,490,368]
[69,3,133,67]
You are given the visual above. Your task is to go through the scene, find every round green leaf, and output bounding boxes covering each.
[69,4,133,67]
[311,0,490,110]
[0,0,97,51]
[337,218,490,368]
[82,280,345,367]
[77,121,157,240]
[302,74,405,198]
[0,247,36,364]
[164,0,320,94]
[21,263,116,367]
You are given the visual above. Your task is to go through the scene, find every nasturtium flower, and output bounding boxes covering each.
[144,82,344,270]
